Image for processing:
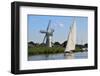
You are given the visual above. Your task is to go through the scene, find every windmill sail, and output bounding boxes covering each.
[65,18,76,52]
[40,20,54,47]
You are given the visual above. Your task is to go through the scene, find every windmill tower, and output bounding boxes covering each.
[40,20,54,47]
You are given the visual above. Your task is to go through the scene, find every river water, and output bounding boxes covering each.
[28,51,88,61]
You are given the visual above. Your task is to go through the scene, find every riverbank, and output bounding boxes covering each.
[28,46,85,56]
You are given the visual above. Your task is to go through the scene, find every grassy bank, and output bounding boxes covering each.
[28,46,64,56]
[28,46,83,56]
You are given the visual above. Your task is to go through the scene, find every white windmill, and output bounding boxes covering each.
[40,20,54,47]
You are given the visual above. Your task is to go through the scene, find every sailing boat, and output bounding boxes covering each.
[64,18,76,53]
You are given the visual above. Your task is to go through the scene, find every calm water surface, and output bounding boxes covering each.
[28,52,88,61]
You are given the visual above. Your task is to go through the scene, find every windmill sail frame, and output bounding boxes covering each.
[40,20,54,47]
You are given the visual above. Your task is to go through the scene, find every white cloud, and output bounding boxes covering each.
[59,23,64,27]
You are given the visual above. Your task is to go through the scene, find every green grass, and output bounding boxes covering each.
[28,46,83,56]
[28,46,65,56]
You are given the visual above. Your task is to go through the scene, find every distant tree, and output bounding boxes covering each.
[62,41,67,47]
[76,44,83,48]
[34,43,40,46]
[40,43,46,46]
[54,42,61,46]
[28,41,34,45]
[28,41,35,47]
[28,41,40,46]
[84,43,88,48]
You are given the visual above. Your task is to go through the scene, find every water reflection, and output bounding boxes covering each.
[28,52,88,61]
[45,54,49,60]
[64,53,75,59]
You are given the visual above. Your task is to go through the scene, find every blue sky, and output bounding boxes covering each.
[28,15,88,44]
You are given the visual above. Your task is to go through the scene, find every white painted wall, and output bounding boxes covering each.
[0,0,99,76]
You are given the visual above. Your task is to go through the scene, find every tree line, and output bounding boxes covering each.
[28,41,88,48]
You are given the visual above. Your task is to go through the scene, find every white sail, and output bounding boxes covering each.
[65,19,76,52]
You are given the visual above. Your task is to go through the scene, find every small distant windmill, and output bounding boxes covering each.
[40,20,54,47]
